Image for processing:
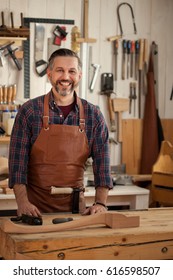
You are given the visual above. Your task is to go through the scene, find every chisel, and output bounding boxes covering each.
[122,39,127,80]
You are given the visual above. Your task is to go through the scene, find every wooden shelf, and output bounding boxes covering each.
[0,37,27,47]
[0,136,10,144]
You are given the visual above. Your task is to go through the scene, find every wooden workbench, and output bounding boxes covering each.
[0,208,173,260]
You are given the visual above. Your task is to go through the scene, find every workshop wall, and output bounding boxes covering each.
[0,0,173,166]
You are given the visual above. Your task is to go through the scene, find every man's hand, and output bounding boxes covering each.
[82,186,109,215]
[82,203,107,215]
[13,184,41,217]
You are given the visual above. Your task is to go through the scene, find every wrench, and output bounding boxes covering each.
[89,63,101,92]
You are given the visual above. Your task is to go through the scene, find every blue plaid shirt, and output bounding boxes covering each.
[9,91,112,189]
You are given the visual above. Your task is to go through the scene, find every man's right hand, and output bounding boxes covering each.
[13,184,41,217]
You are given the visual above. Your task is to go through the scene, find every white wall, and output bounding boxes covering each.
[0,0,173,166]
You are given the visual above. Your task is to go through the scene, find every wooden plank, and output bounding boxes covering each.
[122,119,173,175]
[122,119,143,174]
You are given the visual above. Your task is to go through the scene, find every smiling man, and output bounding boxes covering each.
[9,48,112,217]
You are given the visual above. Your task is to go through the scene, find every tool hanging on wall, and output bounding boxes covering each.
[122,39,127,80]
[0,11,29,37]
[23,17,75,99]
[100,73,116,132]
[170,86,173,100]
[114,39,118,80]
[71,26,81,53]
[78,0,97,99]
[34,23,48,77]
[138,38,144,118]
[129,82,137,116]
[89,63,101,92]
[135,40,139,80]
[127,40,131,79]
[0,41,22,70]
[143,39,148,95]
[117,2,137,36]
[53,25,68,46]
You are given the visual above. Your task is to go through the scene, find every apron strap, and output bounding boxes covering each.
[76,96,85,132]
[43,91,86,131]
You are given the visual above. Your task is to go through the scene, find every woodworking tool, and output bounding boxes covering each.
[127,40,131,79]
[133,82,137,116]
[117,2,137,36]
[138,39,144,118]
[11,214,43,225]
[53,25,68,46]
[100,73,116,132]
[122,39,127,80]
[52,217,73,224]
[79,0,97,98]
[34,23,48,77]
[89,63,101,92]
[114,39,118,80]
[135,40,139,80]
[0,41,22,70]
[151,41,159,106]
[129,82,133,114]
[71,25,81,53]
[130,40,135,78]
[143,38,148,95]
[23,17,74,98]
[170,86,173,100]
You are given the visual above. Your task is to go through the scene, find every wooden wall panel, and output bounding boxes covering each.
[122,119,173,175]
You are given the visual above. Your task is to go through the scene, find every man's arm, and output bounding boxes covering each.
[13,184,41,217]
[82,186,109,215]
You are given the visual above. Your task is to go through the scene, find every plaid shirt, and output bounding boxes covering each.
[9,91,112,189]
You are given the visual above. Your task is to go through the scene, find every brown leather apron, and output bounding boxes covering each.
[27,92,89,213]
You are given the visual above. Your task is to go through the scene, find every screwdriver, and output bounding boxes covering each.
[122,39,127,80]
[127,40,131,79]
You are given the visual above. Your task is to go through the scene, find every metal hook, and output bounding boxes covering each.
[117,2,137,36]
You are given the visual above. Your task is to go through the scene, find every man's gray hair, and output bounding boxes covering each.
[48,48,82,70]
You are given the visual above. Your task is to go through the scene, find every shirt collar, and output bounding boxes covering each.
[48,90,79,113]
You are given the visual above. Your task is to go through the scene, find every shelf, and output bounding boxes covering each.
[0,36,27,47]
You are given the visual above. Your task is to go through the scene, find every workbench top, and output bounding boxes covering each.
[0,208,173,260]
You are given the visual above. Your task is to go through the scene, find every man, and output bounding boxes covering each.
[9,48,112,216]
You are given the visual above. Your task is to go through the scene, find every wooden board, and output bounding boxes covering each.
[1,209,173,260]
[122,119,173,174]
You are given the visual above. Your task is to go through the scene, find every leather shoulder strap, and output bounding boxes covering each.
[43,92,86,131]
[76,96,85,131]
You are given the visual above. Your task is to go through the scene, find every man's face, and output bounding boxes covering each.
[47,56,82,97]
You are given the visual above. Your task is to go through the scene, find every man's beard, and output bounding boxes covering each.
[55,83,74,96]
[52,79,79,97]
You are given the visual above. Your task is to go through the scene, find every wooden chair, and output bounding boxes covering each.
[152,140,173,206]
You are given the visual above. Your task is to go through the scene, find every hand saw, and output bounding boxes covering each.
[34,23,48,77]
